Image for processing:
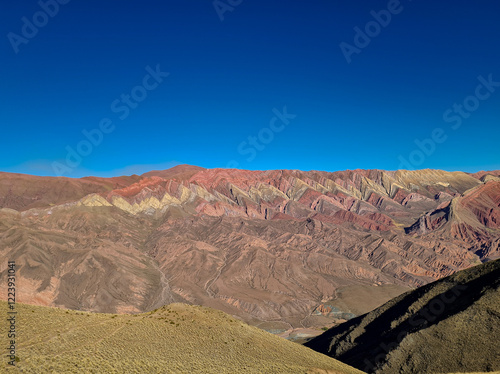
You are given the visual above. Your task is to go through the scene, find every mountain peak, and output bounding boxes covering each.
[141,164,206,179]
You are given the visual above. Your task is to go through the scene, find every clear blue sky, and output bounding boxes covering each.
[1,0,499,177]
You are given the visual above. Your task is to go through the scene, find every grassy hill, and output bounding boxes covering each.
[305,259,500,374]
[1,301,363,374]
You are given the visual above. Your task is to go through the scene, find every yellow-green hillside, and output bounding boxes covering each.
[0,301,363,374]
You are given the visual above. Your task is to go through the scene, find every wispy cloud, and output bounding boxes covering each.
[1,160,182,178]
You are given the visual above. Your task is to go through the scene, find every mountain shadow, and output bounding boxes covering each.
[305,259,500,374]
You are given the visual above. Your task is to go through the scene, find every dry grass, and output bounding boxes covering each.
[0,301,363,374]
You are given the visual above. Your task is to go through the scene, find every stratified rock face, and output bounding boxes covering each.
[0,166,499,330]
[305,259,500,374]
[460,181,500,229]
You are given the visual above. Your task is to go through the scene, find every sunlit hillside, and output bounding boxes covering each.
[1,301,363,374]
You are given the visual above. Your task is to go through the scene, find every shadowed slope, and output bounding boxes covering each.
[305,259,500,374]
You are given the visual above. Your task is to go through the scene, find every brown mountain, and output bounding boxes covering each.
[305,258,500,374]
[0,171,141,211]
[1,166,499,334]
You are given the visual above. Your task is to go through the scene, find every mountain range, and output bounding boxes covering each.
[1,165,499,335]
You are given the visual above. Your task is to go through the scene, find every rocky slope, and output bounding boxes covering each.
[1,166,499,332]
[305,259,500,374]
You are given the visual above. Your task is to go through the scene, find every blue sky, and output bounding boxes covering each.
[1,0,499,177]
